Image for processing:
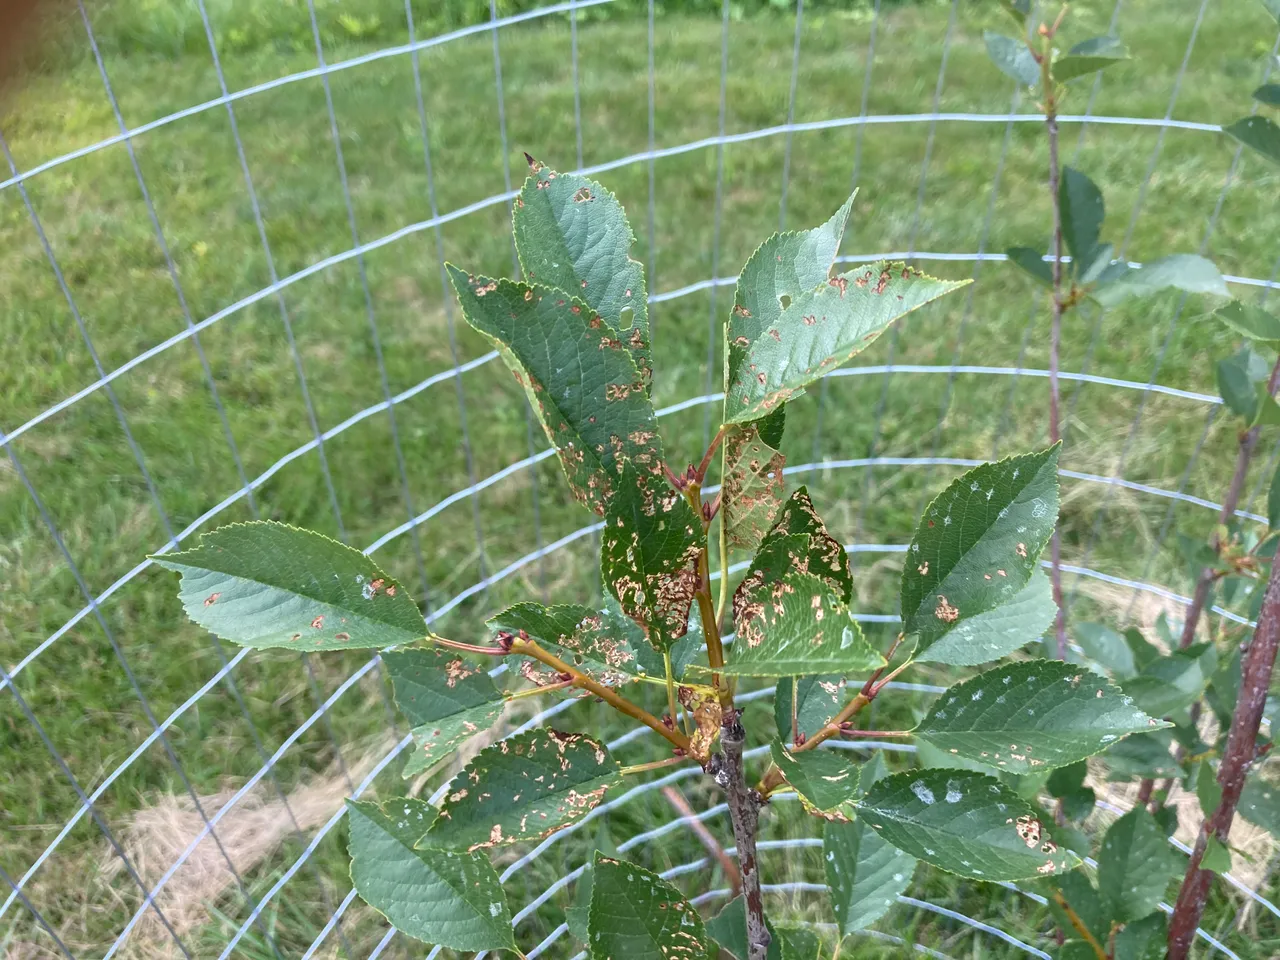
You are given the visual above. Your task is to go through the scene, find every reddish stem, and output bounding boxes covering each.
[1166,552,1280,958]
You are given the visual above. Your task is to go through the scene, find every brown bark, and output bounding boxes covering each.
[1167,551,1280,958]
[712,710,770,960]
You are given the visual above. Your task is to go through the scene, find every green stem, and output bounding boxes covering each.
[663,650,679,729]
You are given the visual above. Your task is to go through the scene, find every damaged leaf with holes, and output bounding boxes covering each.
[514,156,651,387]
[385,648,507,778]
[914,659,1166,774]
[490,601,651,688]
[854,769,1079,881]
[600,459,702,650]
[587,854,715,960]
[901,446,1061,665]
[423,728,620,852]
[152,521,426,651]
[447,266,661,516]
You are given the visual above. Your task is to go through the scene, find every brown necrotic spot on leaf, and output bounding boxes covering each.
[934,596,959,623]
[204,592,221,606]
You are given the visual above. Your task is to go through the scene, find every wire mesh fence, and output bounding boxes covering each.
[3,0,1280,956]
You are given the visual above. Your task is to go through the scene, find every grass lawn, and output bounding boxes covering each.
[3,0,1280,956]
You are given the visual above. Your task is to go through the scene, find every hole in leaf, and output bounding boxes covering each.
[620,306,634,328]
[778,294,791,310]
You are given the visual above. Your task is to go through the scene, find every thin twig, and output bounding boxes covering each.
[661,785,742,896]
[1051,889,1108,960]
[508,637,691,753]
[1167,550,1280,958]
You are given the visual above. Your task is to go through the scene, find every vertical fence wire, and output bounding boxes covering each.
[809,0,881,475]
[776,0,804,233]
[851,0,959,559]
[0,862,76,960]
[700,0,732,452]
[489,0,548,604]
[1,35,288,945]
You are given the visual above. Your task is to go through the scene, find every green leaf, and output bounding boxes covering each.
[1266,0,1280,24]
[1092,254,1229,306]
[587,854,716,960]
[726,194,853,397]
[1121,643,1217,718]
[1202,834,1233,874]
[901,446,1061,665]
[153,521,425,651]
[1252,382,1280,427]
[724,261,967,423]
[773,927,821,960]
[1257,83,1280,107]
[984,31,1040,87]
[1047,761,1096,822]
[1007,246,1052,286]
[854,769,1079,881]
[1124,627,1162,671]
[705,897,782,960]
[1103,731,1180,779]
[1098,806,1178,922]
[770,740,861,816]
[567,829,620,944]
[915,660,1166,774]
[1239,773,1280,836]
[824,816,917,935]
[774,674,847,742]
[1195,760,1223,818]
[513,158,651,387]
[490,601,650,687]
[722,418,787,551]
[1078,242,1116,285]
[346,798,514,952]
[1053,36,1130,83]
[1112,912,1167,960]
[1046,871,1107,945]
[1224,115,1280,166]
[740,488,854,604]
[722,573,883,677]
[447,266,661,516]
[600,591,706,680]
[1073,622,1137,679]
[601,459,702,649]
[1058,167,1104,269]
[1217,344,1270,420]
[384,649,506,778]
[999,0,1031,27]
[424,729,620,851]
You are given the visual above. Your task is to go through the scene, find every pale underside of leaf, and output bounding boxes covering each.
[774,673,847,742]
[587,854,715,960]
[901,446,1060,663]
[723,572,883,677]
[914,659,1165,773]
[1091,254,1230,306]
[724,262,969,423]
[984,31,1040,87]
[346,798,514,952]
[513,159,651,386]
[447,267,662,515]
[1214,299,1280,345]
[153,521,426,651]
[384,648,507,778]
[855,769,1079,881]
[824,816,917,935]
[424,729,620,852]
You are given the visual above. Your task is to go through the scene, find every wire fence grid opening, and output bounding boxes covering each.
[3,0,1280,957]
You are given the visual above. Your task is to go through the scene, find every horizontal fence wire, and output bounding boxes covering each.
[6,1,1280,956]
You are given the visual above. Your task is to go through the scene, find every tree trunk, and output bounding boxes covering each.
[714,710,770,960]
